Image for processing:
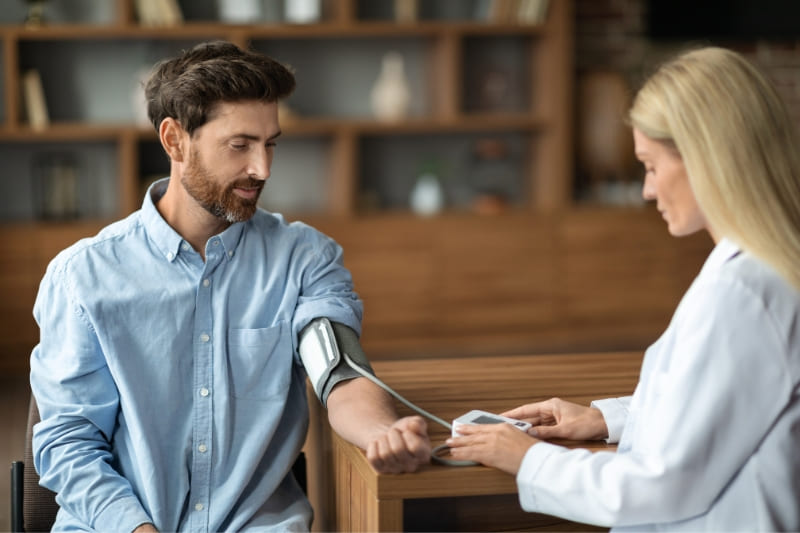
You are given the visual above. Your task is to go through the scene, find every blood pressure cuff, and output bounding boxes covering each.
[298,317,376,406]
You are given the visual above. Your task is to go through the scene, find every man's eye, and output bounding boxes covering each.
[231,144,247,150]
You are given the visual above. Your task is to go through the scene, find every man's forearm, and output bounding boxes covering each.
[326,377,398,449]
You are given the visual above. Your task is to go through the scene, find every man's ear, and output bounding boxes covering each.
[159,117,186,162]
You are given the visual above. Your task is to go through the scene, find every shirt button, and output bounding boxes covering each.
[195,503,204,512]
[212,240,220,246]
[227,251,234,258]
[198,444,207,453]
[200,387,210,397]
[203,278,210,287]
[181,243,191,251]
[200,333,210,343]
[166,252,174,260]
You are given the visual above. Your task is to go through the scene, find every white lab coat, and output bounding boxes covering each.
[516,239,800,531]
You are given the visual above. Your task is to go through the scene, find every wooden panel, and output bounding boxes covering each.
[333,432,403,532]
[554,208,713,350]
[324,215,439,350]
[0,222,105,373]
[434,214,558,331]
[316,209,711,358]
[0,228,39,371]
[1,210,712,372]
[303,382,332,533]
[405,494,605,532]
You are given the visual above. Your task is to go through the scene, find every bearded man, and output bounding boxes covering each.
[29,41,430,533]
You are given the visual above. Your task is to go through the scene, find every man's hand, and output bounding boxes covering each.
[446,423,538,475]
[365,415,431,474]
[502,397,609,441]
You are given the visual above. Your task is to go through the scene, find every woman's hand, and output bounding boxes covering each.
[502,398,609,441]
[445,423,539,475]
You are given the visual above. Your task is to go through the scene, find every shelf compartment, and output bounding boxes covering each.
[462,35,532,114]
[250,36,431,120]
[17,39,206,125]
[0,140,119,222]
[358,131,531,214]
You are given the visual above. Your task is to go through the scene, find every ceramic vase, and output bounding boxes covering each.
[370,51,411,122]
[409,172,444,216]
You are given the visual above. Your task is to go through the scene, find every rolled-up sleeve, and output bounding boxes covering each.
[291,230,363,338]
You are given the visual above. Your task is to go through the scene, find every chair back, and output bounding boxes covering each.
[20,396,59,532]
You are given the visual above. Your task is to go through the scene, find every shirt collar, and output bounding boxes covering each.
[142,178,183,263]
[207,217,244,262]
[141,177,246,263]
[703,237,742,273]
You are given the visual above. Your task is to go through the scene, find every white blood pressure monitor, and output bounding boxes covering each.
[452,409,531,437]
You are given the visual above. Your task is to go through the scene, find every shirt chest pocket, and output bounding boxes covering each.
[227,322,293,401]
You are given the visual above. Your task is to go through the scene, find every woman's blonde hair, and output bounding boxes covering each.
[629,46,800,290]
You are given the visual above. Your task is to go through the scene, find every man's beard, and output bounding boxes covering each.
[181,148,263,223]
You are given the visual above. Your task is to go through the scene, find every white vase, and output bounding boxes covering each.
[284,0,320,23]
[370,51,411,122]
[131,67,152,127]
[410,173,444,216]
[218,0,262,23]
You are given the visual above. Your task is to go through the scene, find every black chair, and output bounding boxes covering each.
[10,396,307,532]
[10,396,59,532]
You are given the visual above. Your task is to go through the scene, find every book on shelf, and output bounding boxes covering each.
[136,0,183,27]
[160,0,184,25]
[21,69,49,131]
[517,0,550,23]
[480,0,549,23]
[488,0,519,22]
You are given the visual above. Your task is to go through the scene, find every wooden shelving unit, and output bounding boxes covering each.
[0,0,573,216]
[0,0,714,374]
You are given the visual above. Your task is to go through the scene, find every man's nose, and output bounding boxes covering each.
[247,147,272,180]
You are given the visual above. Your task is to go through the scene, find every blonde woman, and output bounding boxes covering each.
[447,47,800,531]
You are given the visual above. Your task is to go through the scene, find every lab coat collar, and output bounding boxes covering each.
[703,238,743,273]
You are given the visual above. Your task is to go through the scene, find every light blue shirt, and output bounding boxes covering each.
[30,179,363,532]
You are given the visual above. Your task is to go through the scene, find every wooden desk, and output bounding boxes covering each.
[324,351,643,532]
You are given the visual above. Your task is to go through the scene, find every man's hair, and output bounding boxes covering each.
[629,46,800,291]
[145,40,296,136]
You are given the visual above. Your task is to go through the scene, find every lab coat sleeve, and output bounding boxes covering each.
[590,396,631,444]
[515,275,793,527]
